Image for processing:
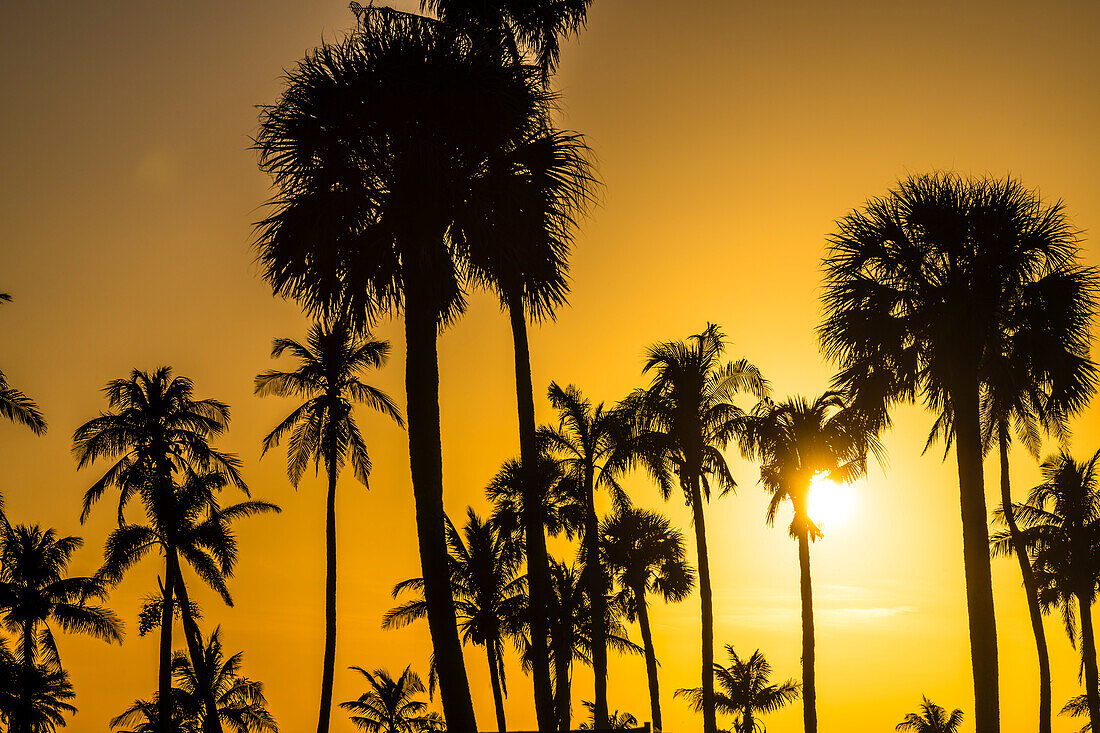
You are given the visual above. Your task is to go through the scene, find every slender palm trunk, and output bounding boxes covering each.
[316,459,338,733]
[997,428,1051,733]
[486,642,508,733]
[583,468,609,729]
[554,631,571,732]
[507,292,555,732]
[635,587,662,731]
[168,552,223,733]
[950,380,1000,733]
[403,268,476,732]
[794,509,817,733]
[1078,592,1100,731]
[688,474,718,733]
[159,566,175,733]
[20,618,35,733]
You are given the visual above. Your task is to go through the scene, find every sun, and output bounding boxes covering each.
[807,470,856,529]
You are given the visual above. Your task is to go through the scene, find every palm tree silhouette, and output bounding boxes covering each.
[255,320,402,733]
[541,382,626,726]
[578,700,637,730]
[1059,693,1097,732]
[97,471,278,733]
[73,367,246,732]
[675,646,799,733]
[820,173,1099,731]
[895,697,964,733]
[254,11,561,727]
[340,666,436,733]
[0,657,77,733]
[384,509,526,733]
[601,507,694,731]
[614,324,769,733]
[0,294,45,436]
[992,451,1100,730]
[738,392,877,733]
[0,525,122,678]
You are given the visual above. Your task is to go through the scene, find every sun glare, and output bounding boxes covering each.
[807,470,856,530]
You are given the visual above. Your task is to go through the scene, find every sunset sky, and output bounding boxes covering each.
[3,1,1100,731]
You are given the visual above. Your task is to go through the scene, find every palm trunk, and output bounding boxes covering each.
[20,618,35,733]
[403,268,476,732]
[554,631,571,732]
[1078,592,1100,731]
[168,552,223,733]
[507,291,555,732]
[487,642,508,733]
[635,587,662,732]
[583,468,609,729]
[688,474,718,733]
[997,426,1051,733]
[159,566,175,733]
[316,458,338,733]
[741,708,754,733]
[950,379,1000,732]
[795,509,817,733]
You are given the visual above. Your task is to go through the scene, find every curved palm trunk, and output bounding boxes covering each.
[507,292,555,732]
[794,511,816,733]
[950,381,1000,733]
[634,587,662,732]
[582,472,609,729]
[688,474,718,733]
[1078,592,1100,731]
[486,642,508,733]
[997,428,1051,733]
[159,566,175,733]
[316,460,339,733]
[404,270,476,732]
[168,552,224,733]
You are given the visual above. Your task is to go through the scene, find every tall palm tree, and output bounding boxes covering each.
[255,320,402,733]
[540,382,626,726]
[738,392,877,733]
[73,367,244,732]
[600,507,693,731]
[676,646,800,733]
[0,525,123,682]
[254,12,560,727]
[170,627,278,733]
[0,294,46,436]
[340,666,435,733]
[992,451,1100,730]
[613,324,769,733]
[384,509,526,733]
[820,173,1099,731]
[895,697,964,733]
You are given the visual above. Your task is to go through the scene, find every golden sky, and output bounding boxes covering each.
[2,1,1100,731]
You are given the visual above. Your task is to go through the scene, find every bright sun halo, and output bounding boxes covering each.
[807,470,856,529]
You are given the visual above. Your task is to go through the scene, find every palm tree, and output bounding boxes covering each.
[254,11,561,727]
[171,627,278,733]
[895,697,964,733]
[820,172,1099,731]
[1060,693,1096,732]
[384,509,526,733]
[110,693,199,733]
[992,451,1100,730]
[540,382,626,726]
[738,392,877,733]
[97,471,278,733]
[0,294,46,436]
[676,646,800,733]
[340,666,436,733]
[600,507,693,731]
[255,320,402,733]
[613,324,769,733]
[0,661,77,733]
[578,701,637,730]
[0,524,123,683]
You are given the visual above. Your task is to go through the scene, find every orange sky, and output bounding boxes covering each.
[2,1,1100,731]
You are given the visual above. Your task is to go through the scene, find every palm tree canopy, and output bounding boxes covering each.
[992,450,1100,640]
[340,666,435,733]
[675,646,799,733]
[1060,693,1095,732]
[255,320,403,487]
[0,659,79,733]
[254,8,556,331]
[486,450,583,541]
[895,696,964,733]
[578,700,638,730]
[601,507,694,616]
[0,293,47,435]
[819,172,1098,433]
